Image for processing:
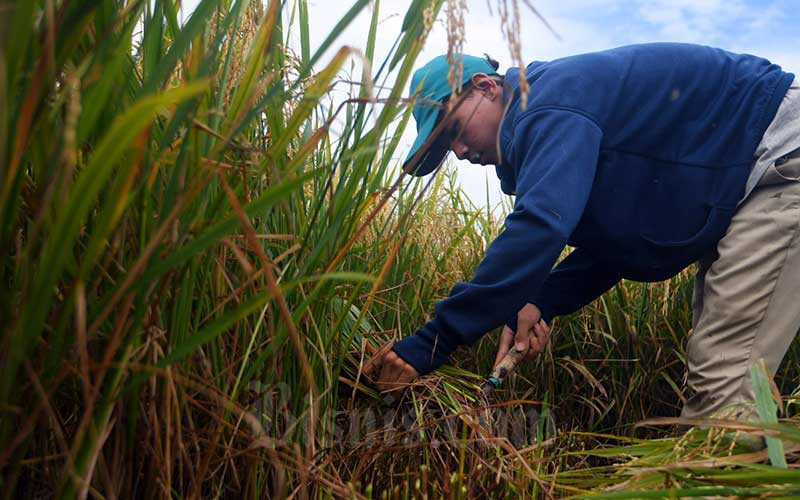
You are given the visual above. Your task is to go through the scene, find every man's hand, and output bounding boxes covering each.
[372,348,419,393]
[494,303,551,367]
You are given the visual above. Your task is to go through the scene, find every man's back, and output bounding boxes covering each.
[502,43,792,167]
[495,43,795,280]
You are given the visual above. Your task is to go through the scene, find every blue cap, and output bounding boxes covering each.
[405,54,498,176]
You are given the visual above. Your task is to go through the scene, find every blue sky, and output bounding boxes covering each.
[531,0,800,68]
[180,0,800,208]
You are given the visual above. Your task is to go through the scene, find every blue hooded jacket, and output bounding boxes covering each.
[392,43,794,374]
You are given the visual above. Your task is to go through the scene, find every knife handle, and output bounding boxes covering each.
[480,346,527,396]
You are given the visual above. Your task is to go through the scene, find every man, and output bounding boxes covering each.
[375,43,800,421]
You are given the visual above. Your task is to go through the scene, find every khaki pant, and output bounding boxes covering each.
[681,149,800,419]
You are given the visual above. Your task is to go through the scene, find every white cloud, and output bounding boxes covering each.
[630,0,789,46]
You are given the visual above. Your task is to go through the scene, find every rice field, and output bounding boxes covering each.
[2,1,800,498]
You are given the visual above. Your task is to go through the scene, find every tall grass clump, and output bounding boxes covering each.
[3,0,800,498]
[0,0,457,496]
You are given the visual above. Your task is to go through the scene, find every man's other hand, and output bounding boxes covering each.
[494,303,551,367]
[373,349,419,393]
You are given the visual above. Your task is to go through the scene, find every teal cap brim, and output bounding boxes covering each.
[404,104,448,176]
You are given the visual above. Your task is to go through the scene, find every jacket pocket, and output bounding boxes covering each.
[641,205,733,248]
[775,152,800,181]
[758,154,800,187]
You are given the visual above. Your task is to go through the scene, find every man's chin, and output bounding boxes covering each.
[464,156,497,166]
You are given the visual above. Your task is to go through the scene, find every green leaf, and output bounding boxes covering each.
[5,82,208,405]
[752,359,787,468]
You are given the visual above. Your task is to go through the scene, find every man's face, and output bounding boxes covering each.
[444,74,505,166]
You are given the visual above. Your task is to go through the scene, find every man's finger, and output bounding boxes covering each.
[522,321,551,361]
[376,351,418,393]
[379,352,402,381]
[515,304,542,351]
[378,363,401,392]
[363,341,395,377]
[537,320,551,344]
[515,320,534,351]
[529,332,541,353]
[535,321,551,347]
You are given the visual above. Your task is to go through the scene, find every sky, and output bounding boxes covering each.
[180,0,800,209]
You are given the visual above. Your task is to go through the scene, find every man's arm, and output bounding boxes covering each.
[507,247,621,328]
[535,247,621,320]
[389,109,604,375]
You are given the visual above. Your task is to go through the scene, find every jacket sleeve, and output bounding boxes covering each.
[391,109,603,374]
[527,247,621,324]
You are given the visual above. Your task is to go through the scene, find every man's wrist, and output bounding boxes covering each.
[391,322,457,375]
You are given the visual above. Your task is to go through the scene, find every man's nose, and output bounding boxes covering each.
[452,141,468,160]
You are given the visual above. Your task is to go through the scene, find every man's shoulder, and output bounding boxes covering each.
[530,43,723,82]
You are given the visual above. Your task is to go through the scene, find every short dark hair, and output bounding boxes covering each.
[458,55,502,96]
[483,53,500,71]
[444,54,503,102]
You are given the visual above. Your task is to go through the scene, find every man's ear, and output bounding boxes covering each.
[470,73,500,100]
